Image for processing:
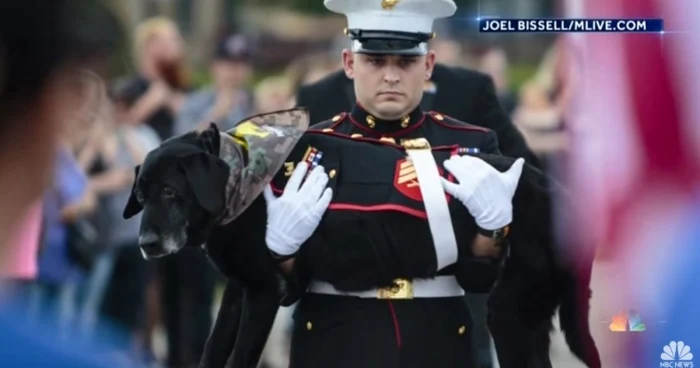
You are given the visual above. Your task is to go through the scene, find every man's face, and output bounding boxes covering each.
[211,60,251,90]
[343,49,435,119]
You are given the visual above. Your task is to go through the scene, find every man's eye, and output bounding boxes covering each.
[163,187,177,198]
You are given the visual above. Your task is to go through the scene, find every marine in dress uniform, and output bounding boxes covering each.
[296,14,539,367]
[265,1,521,367]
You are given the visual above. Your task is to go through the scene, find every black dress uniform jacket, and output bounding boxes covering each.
[268,106,505,368]
[296,64,539,166]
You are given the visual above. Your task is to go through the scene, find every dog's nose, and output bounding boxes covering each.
[138,232,160,251]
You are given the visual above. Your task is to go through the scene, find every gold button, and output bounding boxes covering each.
[351,133,363,138]
[332,114,341,122]
[433,113,444,121]
[366,115,376,128]
[458,325,466,335]
[306,321,313,331]
[322,128,333,132]
[329,169,336,178]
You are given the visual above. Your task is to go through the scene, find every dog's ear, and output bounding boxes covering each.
[199,123,221,154]
[181,152,230,216]
[123,165,143,219]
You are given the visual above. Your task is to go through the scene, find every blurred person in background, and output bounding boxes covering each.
[430,38,465,67]
[82,80,161,363]
[0,202,43,292]
[478,46,517,116]
[0,0,135,365]
[123,17,189,141]
[175,32,254,134]
[284,51,342,102]
[30,71,104,337]
[0,1,117,245]
[300,59,342,88]
[253,75,293,114]
[512,40,574,174]
[511,82,568,156]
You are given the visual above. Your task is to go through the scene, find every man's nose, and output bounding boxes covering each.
[383,67,400,84]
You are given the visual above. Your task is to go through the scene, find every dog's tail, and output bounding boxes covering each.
[558,264,602,368]
[553,181,601,368]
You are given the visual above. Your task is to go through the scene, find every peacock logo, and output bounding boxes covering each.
[660,341,694,367]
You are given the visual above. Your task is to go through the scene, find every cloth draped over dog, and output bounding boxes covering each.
[217,108,310,224]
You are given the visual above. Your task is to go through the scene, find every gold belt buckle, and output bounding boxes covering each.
[401,138,431,150]
[377,278,414,299]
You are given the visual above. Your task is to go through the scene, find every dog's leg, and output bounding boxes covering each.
[199,280,244,368]
[225,287,280,368]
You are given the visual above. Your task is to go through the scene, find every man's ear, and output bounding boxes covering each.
[425,50,436,80]
[199,122,221,155]
[123,165,143,219]
[342,49,355,79]
[181,152,230,216]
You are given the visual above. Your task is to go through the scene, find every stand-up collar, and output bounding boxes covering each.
[349,103,425,136]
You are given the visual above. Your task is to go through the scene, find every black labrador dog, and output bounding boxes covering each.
[124,122,600,368]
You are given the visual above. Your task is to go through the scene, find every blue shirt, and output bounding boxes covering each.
[37,148,88,283]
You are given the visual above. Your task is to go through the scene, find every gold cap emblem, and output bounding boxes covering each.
[381,0,399,10]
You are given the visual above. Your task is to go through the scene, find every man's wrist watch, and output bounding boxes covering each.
[477,225,511,241]
[269,249,297,263]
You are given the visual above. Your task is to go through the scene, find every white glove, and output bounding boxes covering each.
[262,163,333,256]
[440,155,525,230]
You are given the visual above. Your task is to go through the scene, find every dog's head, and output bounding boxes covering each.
[123,124,231,259]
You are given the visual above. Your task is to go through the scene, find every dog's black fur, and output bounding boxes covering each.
[123,128,283,368]
[124,124,600,368]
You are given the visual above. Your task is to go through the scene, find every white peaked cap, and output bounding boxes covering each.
[324,0,457,35]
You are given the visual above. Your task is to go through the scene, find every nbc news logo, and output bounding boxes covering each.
[660,341,694,367]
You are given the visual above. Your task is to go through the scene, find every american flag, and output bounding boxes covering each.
[562,0,700,365]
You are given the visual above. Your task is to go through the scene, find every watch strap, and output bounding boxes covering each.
[269,250,297,263]
[477,225,511,240]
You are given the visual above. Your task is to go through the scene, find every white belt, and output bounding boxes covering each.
[404,138,459,270]
[307,276,464,299]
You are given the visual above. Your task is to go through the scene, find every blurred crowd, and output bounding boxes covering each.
[0,12,571,368]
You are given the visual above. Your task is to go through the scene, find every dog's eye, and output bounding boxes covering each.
[162,187,177,198]
[134,189,145,203]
